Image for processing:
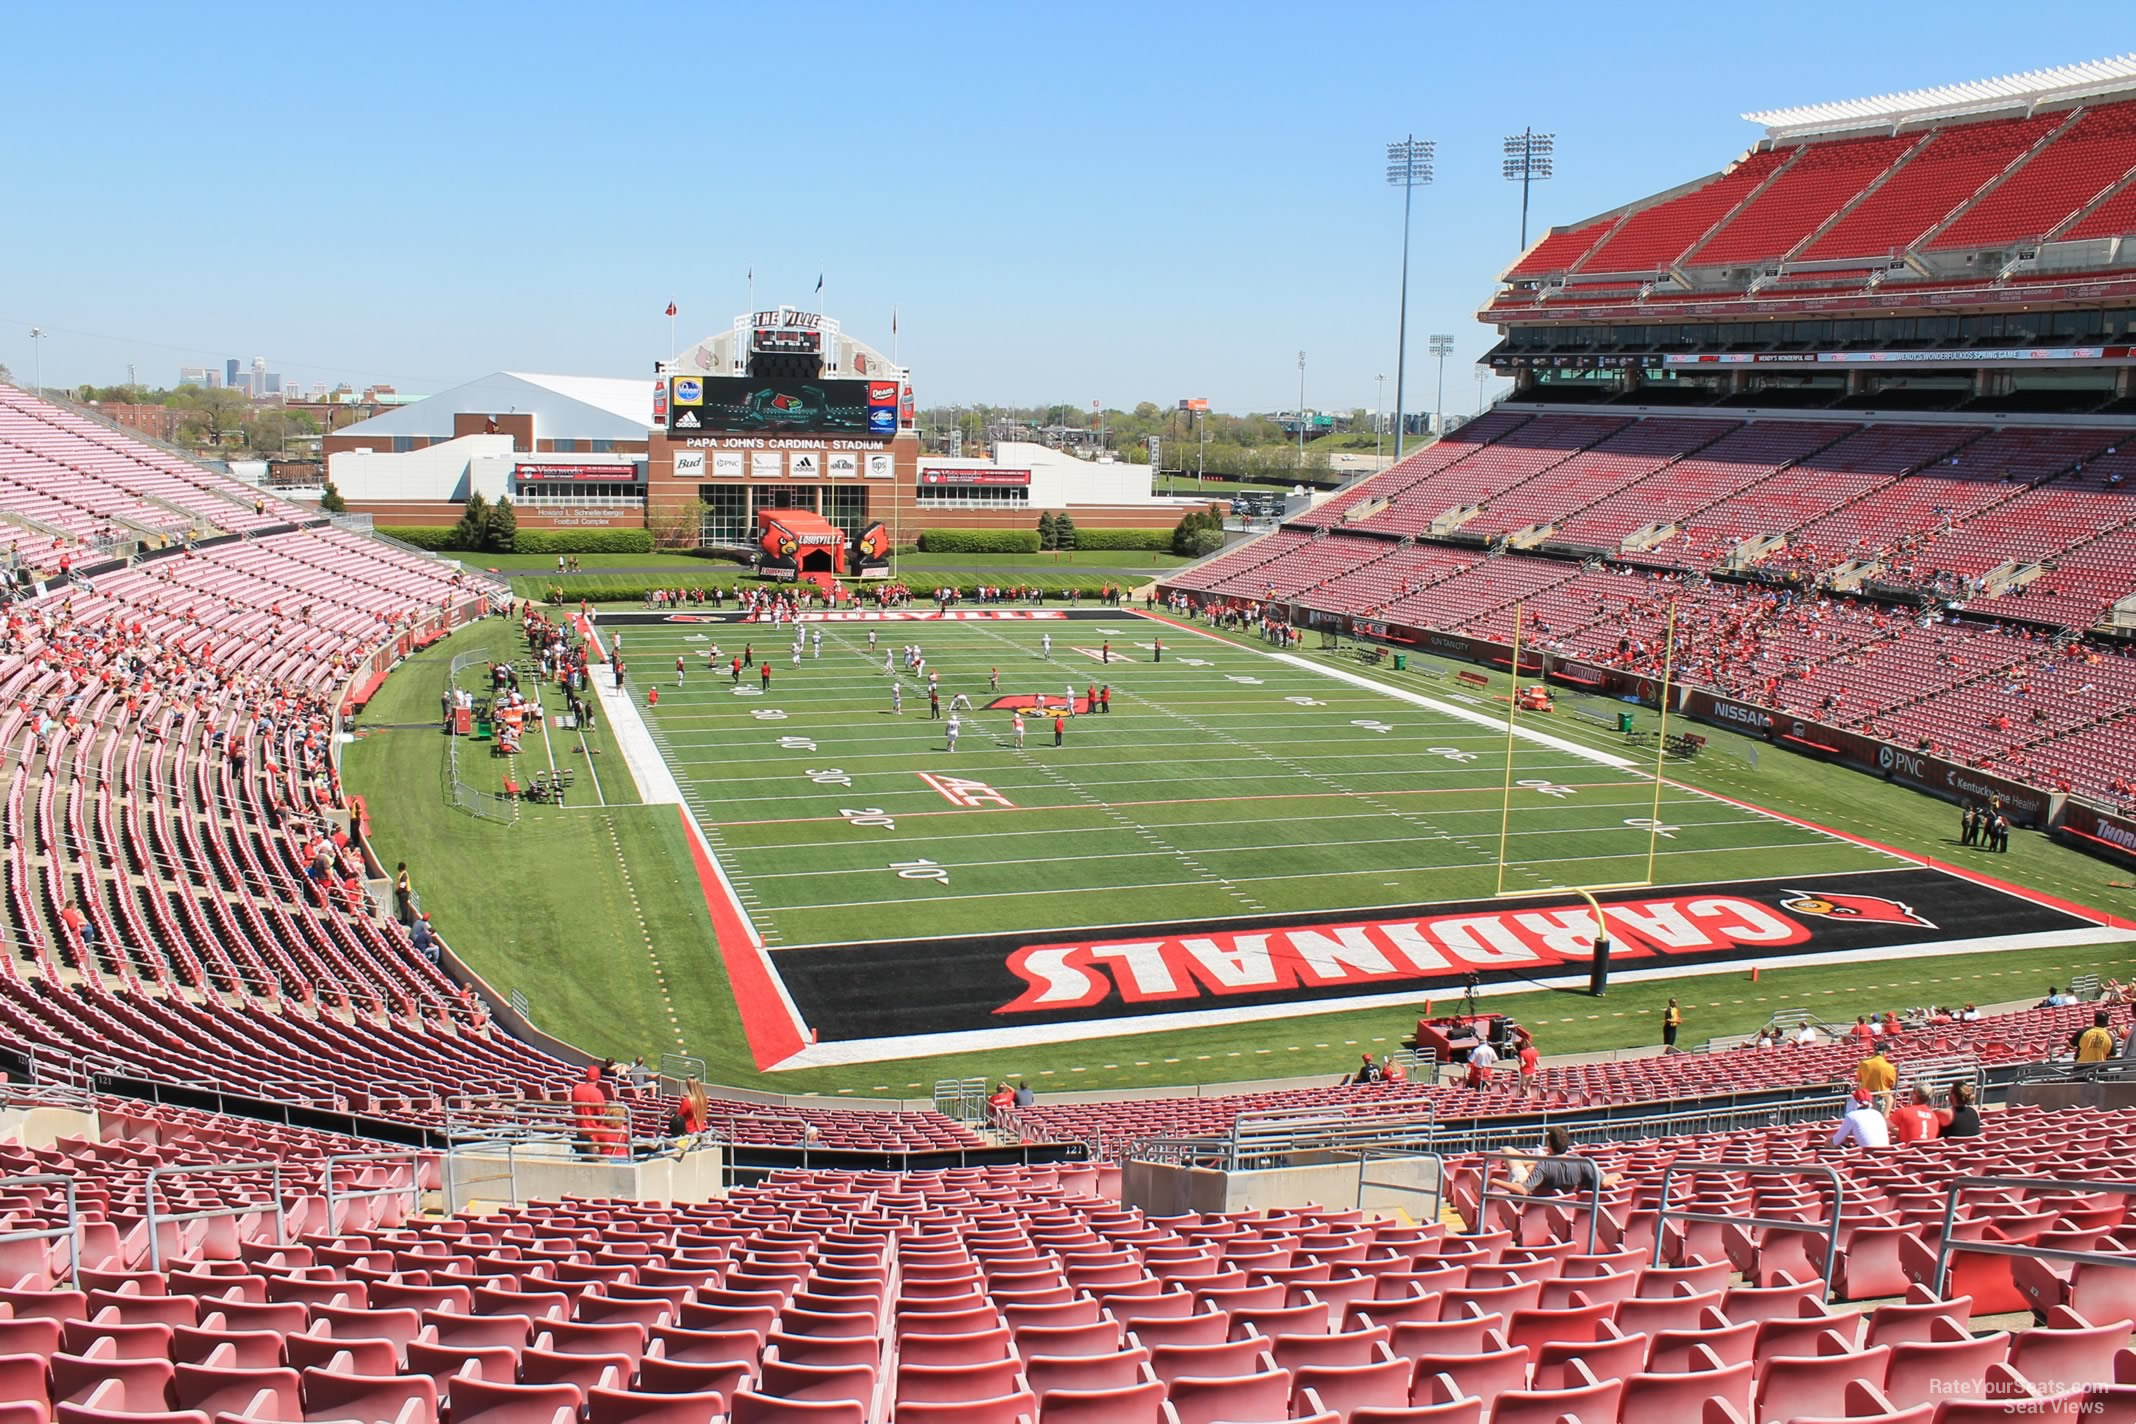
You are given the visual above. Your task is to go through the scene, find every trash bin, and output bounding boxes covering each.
[1616,711,1636,734]
[1392,653,1407,671]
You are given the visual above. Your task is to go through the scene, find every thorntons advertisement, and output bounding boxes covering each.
[2061,803,2136,867]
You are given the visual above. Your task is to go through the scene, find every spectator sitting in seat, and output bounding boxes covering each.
[1013,1079,1035,1108]
[2073,1011,2116,1064]
[1941,1080,1983,1137]
[408,914,438,965]
[1831,1088,1891,1149]
[1889,1084,1942,1143]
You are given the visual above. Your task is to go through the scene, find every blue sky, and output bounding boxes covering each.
[3,4,2130,417]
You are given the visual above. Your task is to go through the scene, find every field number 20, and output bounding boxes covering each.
[841,807,897,829]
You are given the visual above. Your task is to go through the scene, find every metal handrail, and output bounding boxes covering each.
[1442,1094,1842,1160]
[321,1150,428,1229]
[1478,1150,1604,1254]
[1354,1146,1446,1220]
[144,1159,286,1271]
[1931,1175,2136,1294]
[0,1174,81,1282]
[1652,1160,1845,1298]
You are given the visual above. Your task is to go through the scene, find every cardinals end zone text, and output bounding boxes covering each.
[752,866,2118,1059]
[1002,892,1819,1012]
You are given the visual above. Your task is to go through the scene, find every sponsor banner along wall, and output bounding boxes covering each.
[1270,606,2074,833]
[2059,802,2136,868]
[767,867,2102,1043]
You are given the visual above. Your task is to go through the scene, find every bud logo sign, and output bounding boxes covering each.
[760,866,2116,1053]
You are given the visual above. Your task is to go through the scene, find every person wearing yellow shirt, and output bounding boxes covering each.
[1857,1044,1897,1105]
[2075,1012,2116,1064]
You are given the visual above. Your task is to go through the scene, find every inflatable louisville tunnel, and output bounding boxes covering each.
[755,510,891,581]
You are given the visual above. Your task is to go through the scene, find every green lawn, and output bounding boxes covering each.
[480,552,741,575]
[342,621,751,1068]
[345,617,2136,1098]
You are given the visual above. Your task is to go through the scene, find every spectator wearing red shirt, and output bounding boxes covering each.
[569,1064,609,1159]
[1518,1038,1540,1092]
[1890,1085,1942,1144]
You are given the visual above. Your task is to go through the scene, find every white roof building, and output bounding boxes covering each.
[330,372,654,443]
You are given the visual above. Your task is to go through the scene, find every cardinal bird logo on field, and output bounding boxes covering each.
[985,693,1094,716]
[1778,889,1936,929]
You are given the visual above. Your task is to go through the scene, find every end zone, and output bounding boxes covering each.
[751,862,2125,1068]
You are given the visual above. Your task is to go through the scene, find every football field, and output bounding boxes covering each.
[625,610,1893,950]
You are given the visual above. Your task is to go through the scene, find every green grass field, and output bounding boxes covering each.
[633,618,1886,947]
[345,614,2136,1097]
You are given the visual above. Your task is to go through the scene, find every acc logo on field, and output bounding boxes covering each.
[919,773,1015,808]
[672,377,703,406]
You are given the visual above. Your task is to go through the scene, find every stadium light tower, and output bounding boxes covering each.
[1386,136,1433,462]
[1503,128,1555,250]
[1429,335,1455,439]
[28,327,47,396]
[1375,373,1386,461]
[1296,351,1306,463]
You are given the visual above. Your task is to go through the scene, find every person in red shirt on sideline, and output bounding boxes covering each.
[1889,1084,1942,1144]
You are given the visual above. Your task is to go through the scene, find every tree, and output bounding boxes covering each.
[245,407,316,455]
[1171,504,1226,558]
[486,495,518,553]
[170,387,247,448]
[451,492,490,551]
[1053,514,1077,551]
[647,499,709,551]
[319,480,347,514]
[1036,511,1059,551]
[0,363,10,384]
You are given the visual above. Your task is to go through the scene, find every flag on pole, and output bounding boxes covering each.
[892,307,898,336]
[815,274,824,295]
[665,302,677,318]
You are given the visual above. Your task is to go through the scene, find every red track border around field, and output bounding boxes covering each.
[680,805,808,1068]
